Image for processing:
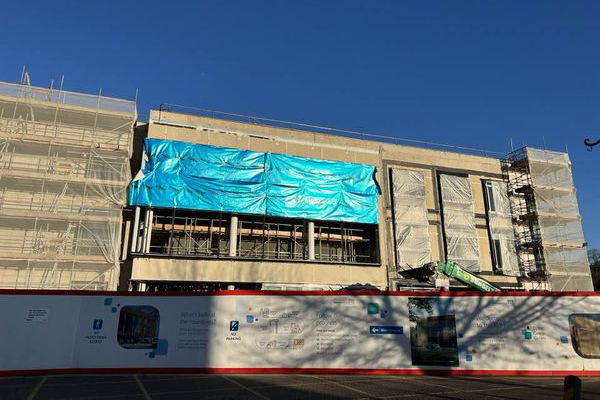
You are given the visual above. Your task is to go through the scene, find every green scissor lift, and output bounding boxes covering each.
[434,261,501,292]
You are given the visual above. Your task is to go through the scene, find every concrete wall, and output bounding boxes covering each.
[129,110,519,289]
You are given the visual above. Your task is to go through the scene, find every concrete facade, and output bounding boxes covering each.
[128,109,525,290]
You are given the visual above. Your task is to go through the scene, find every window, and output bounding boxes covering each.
[490,239,503,271]
[482,180,520,276]
[483,181,496,212]
[438,174,480,272]
[391,168,431,269]
[569,314,600,358]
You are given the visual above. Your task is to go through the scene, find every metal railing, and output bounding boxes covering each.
[0,81,136,114]
[158,103,506,158]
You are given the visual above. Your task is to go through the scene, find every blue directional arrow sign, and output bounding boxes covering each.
[369,326,403,334]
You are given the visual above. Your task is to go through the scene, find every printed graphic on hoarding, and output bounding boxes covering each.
[369,326,403,334]
[117,306,160,349]
[408,297,459,367]
[569,314,600,358]
[25,309,49,323]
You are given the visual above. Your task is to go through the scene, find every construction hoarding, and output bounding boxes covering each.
[2,290,600,375]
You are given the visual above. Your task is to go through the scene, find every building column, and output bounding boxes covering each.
[141,209,153,254]
[229,215,239,257]
[308,221,315,260]
[130,206,140,254]
[145,209,154,253]
[141,208,150,253]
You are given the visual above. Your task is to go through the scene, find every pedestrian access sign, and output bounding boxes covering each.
[369,326,403,334]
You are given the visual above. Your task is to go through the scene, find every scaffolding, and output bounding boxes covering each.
[0,81,135,290]
[507,147,593,291]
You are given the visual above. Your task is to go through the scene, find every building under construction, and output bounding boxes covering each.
[125,106,594,292]
[0,81,135,290]
[0,80,593,292]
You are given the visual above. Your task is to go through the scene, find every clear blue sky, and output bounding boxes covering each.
[2,1,599,248]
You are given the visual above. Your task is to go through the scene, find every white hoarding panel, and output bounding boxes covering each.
[0,291,599,375]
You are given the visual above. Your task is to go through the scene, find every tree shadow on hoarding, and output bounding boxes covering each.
[228,292,585,374]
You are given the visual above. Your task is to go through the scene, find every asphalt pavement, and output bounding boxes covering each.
[2,373,600,400]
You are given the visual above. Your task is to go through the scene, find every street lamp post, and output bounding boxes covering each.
[584,138,600,151]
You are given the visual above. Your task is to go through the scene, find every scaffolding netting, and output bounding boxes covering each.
[439,174,480,272]
[509,147,593,291]
[391,168,431,269]
[0,81,135,290]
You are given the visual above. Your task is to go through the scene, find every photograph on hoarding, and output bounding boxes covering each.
[117,306,160,349]
[408,297,459,366]
[569,313,600,358]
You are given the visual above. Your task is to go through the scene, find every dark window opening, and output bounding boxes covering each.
[482,180,504,274]
[149,210,229,256]
[490,239,503,272]
[483,180,496,212]
[314,221,379,264]
[141,208,379,265]
[237,215,306,260]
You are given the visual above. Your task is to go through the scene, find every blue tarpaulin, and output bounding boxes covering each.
[265,153,379,223]
[129,138,379,223]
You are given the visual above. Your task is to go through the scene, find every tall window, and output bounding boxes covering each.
[483,181,496,212]
[482,180,520,276]
[438,174,480,272]
[391,168,431,269]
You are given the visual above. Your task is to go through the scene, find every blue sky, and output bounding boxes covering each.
[1,1,599,248]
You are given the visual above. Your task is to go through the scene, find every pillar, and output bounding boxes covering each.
[308,221,315,260]
[229,215,239,257]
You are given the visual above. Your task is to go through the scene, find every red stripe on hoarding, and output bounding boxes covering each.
[2,367,600,377]
[0,289,598,297]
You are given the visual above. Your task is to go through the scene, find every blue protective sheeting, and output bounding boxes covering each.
[266,153,378,223]
[129,139,267,215]
[129,138,379,223]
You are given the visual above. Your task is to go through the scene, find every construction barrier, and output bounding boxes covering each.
[1,290,600,376]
